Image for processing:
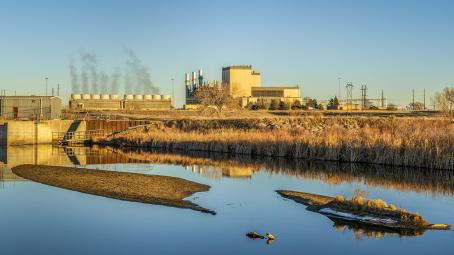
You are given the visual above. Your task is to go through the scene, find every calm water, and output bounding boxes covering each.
[1,145,453,255]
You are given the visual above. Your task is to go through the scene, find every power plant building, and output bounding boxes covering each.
[222,65,261,97]
[69,94,171,111]
[0,96,62,120]
[184,65,302,108]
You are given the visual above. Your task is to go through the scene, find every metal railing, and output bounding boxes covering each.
[52,129,105,145]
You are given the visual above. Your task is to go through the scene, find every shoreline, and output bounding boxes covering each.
[94,116,454,170]
[12,164,215,214]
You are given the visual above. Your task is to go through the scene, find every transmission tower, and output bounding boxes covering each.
[360,84,367,110]
[346,82,353,110]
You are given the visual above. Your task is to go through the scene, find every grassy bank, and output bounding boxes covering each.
[97,116,454,170]
[12,165,214,214]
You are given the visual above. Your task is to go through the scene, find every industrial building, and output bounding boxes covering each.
[69,94,172,111]
[241,86,302,107]
[184,65,302,108]
[222,65,261,97]
[0,96,62,120]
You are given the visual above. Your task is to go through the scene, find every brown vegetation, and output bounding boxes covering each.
[277,190,450,235]
[97,116,454,170]
[12,164,215,214]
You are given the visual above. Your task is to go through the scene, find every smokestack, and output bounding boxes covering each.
[198,69,203,86]
[185,73,190,86]
[192,72,197,87]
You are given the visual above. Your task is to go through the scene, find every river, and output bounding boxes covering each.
[0,145,453,254]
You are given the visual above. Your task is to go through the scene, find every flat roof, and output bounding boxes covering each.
[0,96,60,99]
[252,86,299,90]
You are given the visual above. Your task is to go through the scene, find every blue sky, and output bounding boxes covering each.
[0,0,453,107]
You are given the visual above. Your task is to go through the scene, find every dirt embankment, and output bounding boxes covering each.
[12,165,215,214]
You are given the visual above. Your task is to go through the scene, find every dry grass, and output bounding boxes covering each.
[98,116,454,170]
[277,190,435,230]
[12,164,214,214]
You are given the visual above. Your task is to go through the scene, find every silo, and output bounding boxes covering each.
[134,94,143,100]
[92,94,101,100]
[152,95,161,100]
[144,94,152,100]
[162,95,171,101]
[110,94,119,100]
[71,94,82,100]
[125,94,134,100]
[101,94,110,100]
[82,94,91,100]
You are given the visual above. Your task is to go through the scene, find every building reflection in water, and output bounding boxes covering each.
[2,145,454,198]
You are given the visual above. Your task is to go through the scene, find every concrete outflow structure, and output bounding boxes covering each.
[0,96,62,120]
[69,94,172,110]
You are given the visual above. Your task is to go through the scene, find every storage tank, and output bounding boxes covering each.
[125,94,134,100]
[162,95,171,101]
[144,94,152,100]
[101,94,110,100]
[91,94,101,100]
[82,94,91,100]
[152,95,161,100]
[134,94,143,100]
[110,94,119,100]
[71,94,82,100]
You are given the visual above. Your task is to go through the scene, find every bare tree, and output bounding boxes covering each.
[435,87,454,116]
[194,84,239,116]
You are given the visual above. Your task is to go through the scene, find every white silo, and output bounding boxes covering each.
[91,94,101,100]
[144,94,152,100]
[152,95,161,100]
[101,94,110,100]
[134,94,144,100]
[82,94,91,100]
[125,94,134,100]
[71,94,82,100]
[110,94,119,100]
[162,95,171,101]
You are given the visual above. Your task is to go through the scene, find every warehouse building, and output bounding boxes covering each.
[69,94,172,111]
[0,96,62,120]
[241,86,302,107]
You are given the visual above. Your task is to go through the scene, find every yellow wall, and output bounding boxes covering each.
[222,66,261,97]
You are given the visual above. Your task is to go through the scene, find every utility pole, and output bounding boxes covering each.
[171,78,175,108]
[337,77,341,100]
[412,89,415,111]
[423,88,426,110]
[57,84,60,97]
[45,77,48,96]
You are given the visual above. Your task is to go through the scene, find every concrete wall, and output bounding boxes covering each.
[0,120,86,146]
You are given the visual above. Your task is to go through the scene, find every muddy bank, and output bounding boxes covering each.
[277,190,450,236]
[12,165,215,214]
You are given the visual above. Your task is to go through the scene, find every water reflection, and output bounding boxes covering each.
[2,145,454,198]
[107,147,454,196]
[1,145,453,247]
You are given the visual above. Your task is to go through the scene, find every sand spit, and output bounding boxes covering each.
[12,164,215,214]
